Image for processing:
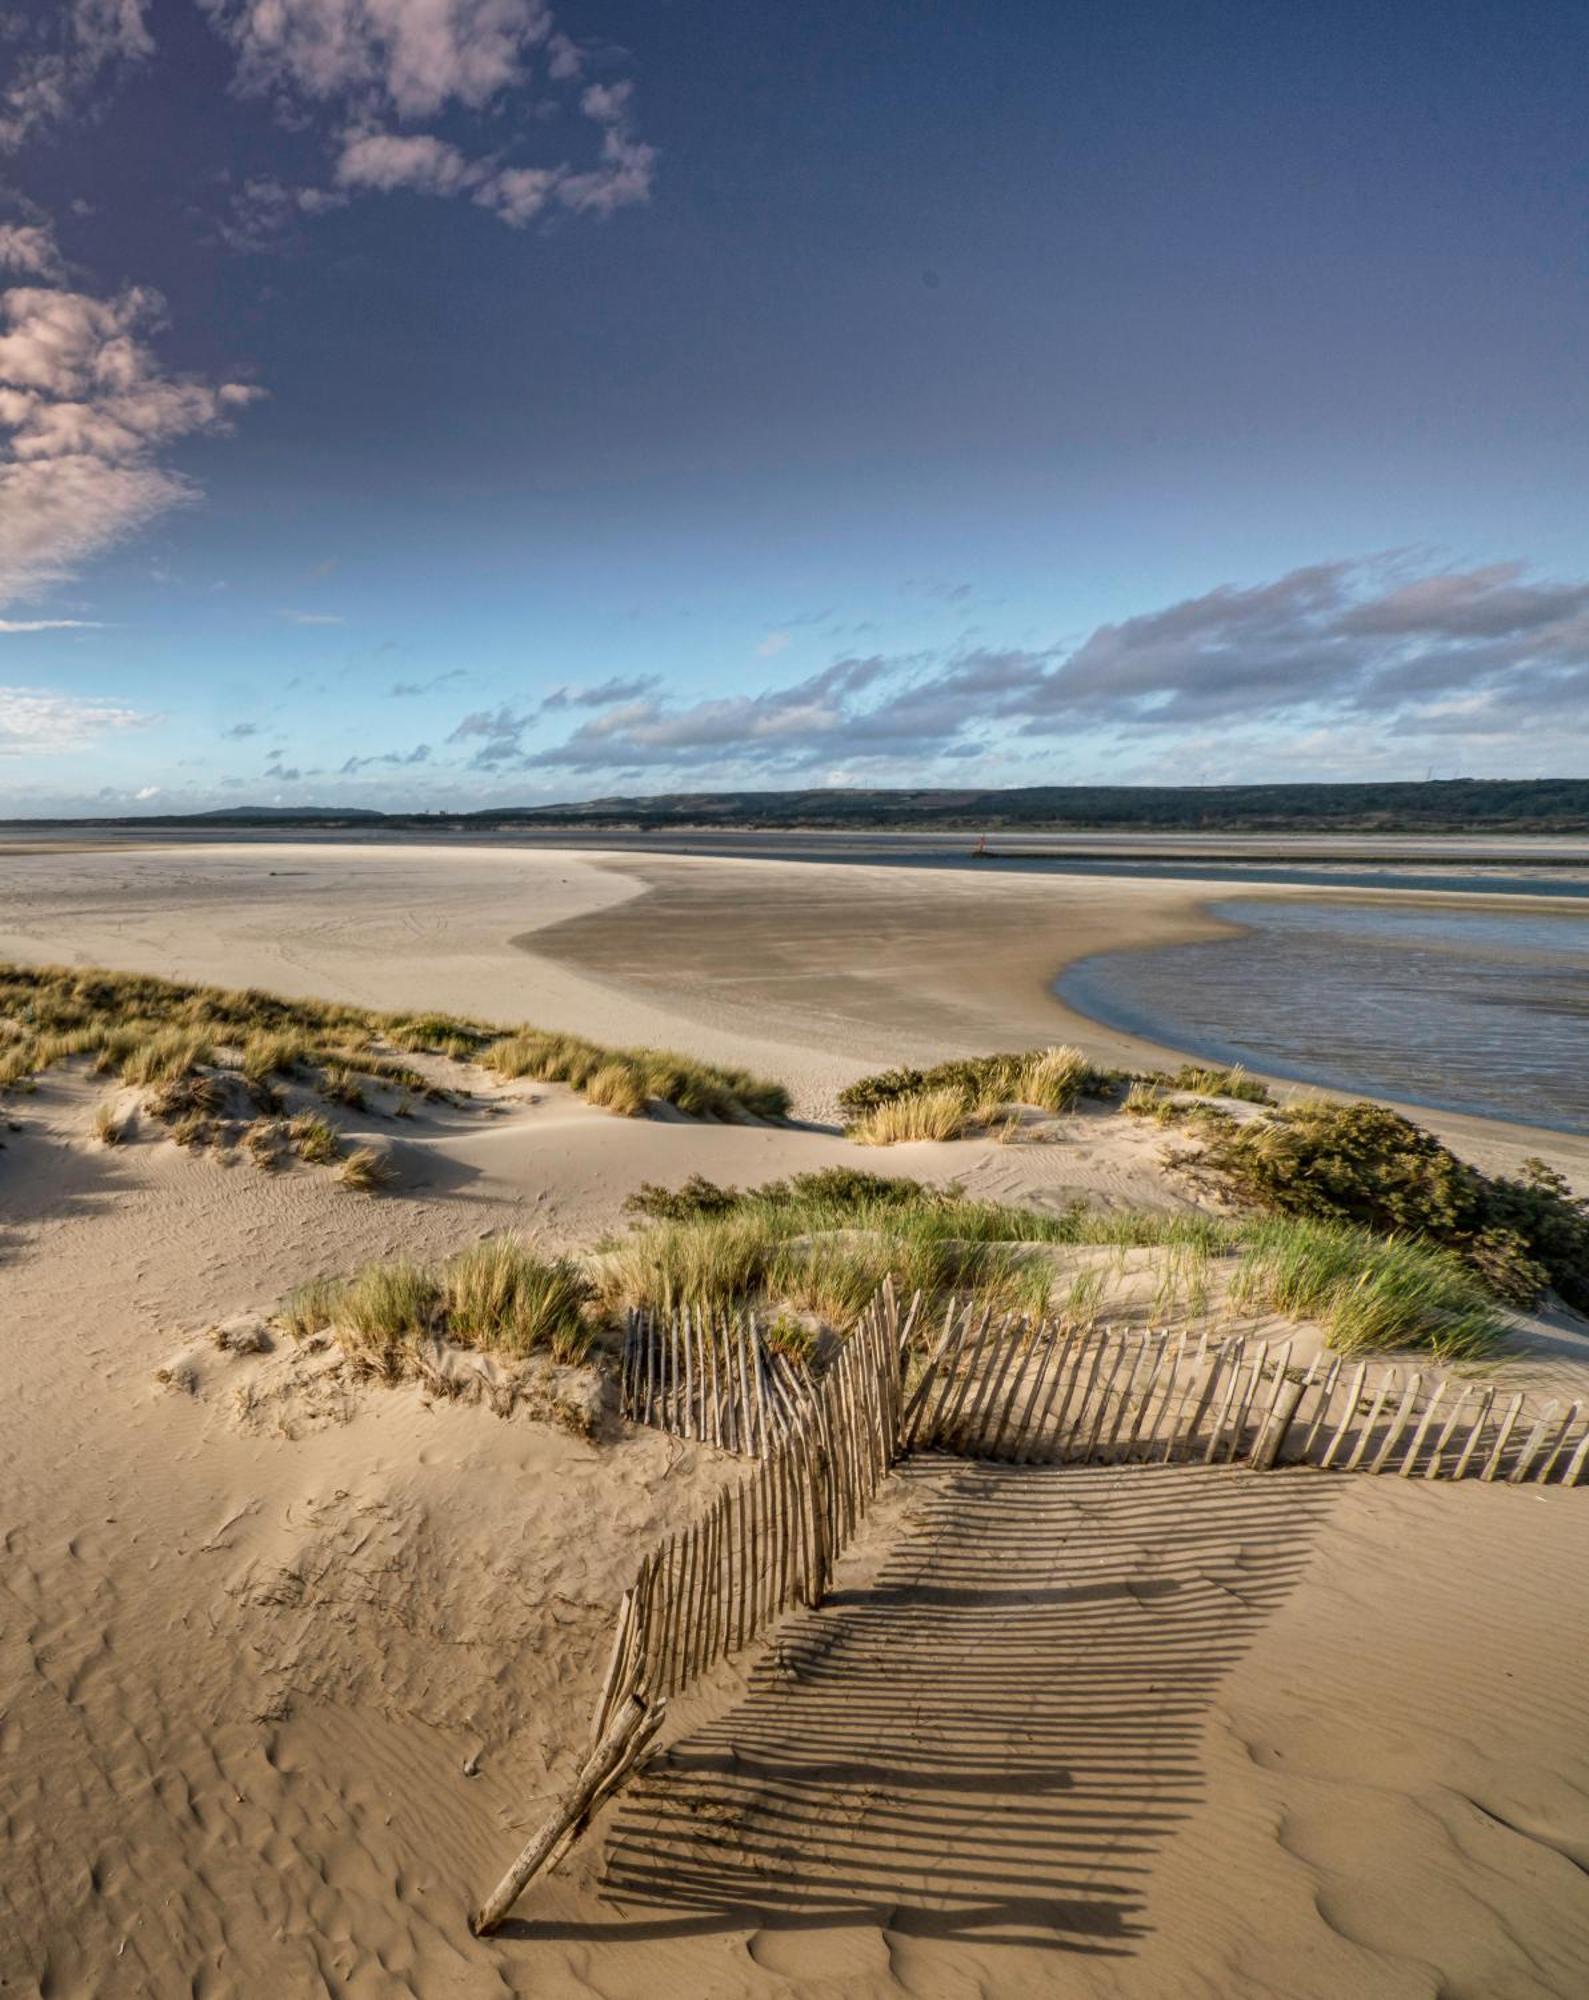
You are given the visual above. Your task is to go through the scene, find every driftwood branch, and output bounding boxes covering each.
[471,1693,661,1936]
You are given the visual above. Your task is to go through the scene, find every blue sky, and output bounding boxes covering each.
[2,0,1588,812]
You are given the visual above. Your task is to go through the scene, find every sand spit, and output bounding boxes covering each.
[0,840,1586,1995]
[1,838,1583,1181]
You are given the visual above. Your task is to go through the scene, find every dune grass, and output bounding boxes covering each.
[93,1100,128,1145]
[605,1166,1504,1355]
[603,1169,1215,1326]
[289,1111,343,1164]
[481,1028,791,1121]
[837,1046,1271,1144]
[1231,1215,1501,1359]
[285,1237,594,1378]
[0,959,792,1134]
[848,1086,976,1145]
[1162,1063,1272,1103]
[838,1045,1117,1142]
[336,1144,396,1192]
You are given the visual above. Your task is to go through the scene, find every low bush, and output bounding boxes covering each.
[1189,1100,1588,1313]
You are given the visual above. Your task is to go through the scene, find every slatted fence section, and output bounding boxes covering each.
[1297,1361,1587,1483]
[906,1312,1589,1484]
[621,1304,816,1455]
[594,1286,910,1736]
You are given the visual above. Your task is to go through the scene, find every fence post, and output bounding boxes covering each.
[472,1694,663,1935]
[1249,1375,1306,1471]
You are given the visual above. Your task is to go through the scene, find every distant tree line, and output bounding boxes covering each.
[11,778,1589,836]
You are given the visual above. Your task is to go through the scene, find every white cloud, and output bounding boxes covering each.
[336,129,476,196]
[201,0,554,119]
[0,283,261,606]
[216,176,347,253]
[476,165,560,226]
[0,1,153,149]
[0,684,146,755]
[202,1,654,230]
[279,609,346,625]
[756,631,792,658]
[0,224,66,281]
[0,618,102,632]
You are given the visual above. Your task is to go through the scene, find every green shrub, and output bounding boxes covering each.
[1191,1101,1588,1312]
[625,1173,748,1221]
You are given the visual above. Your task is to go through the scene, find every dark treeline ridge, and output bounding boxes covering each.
[10,778,1589,835]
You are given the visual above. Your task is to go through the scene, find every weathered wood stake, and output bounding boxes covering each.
[472,1695,660,1935]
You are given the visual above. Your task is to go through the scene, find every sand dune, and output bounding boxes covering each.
[1,839,1586,1996]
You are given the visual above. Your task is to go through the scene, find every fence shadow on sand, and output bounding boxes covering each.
[513,1457,1337,1959]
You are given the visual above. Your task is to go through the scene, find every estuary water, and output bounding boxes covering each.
[1058,898,1589,1135]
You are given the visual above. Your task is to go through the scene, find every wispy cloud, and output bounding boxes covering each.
[0,617,103,632]
[201,0,655,232]
[512,558,1589,780]
[279,609,346,625]
[389,668,466,696]
[0,280,261,607]
[0,1,153,150]
[448,675,662,766]
[0,684,146,754]
[538,672,660,711]
[339,741,431,772]
[0,223,66,282]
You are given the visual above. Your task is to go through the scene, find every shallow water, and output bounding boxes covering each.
[1058,898,1589,1134]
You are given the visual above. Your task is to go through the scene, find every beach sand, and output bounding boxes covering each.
[1,838,1586,1996]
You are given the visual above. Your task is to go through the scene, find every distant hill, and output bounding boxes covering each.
[9,779,1589,835]
[182,805,390,822]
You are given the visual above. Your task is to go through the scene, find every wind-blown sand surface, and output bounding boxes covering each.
[1,839,1587,1997]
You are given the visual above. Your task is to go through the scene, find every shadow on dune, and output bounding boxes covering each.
[505,1458,1337,1959]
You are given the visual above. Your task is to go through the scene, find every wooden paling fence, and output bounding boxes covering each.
[620,1305,816,1455]
[475,1286,1586,1930]
[905,1309,1589,1485]
[474,1285,911,1933]
[597,1285,911,1724]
